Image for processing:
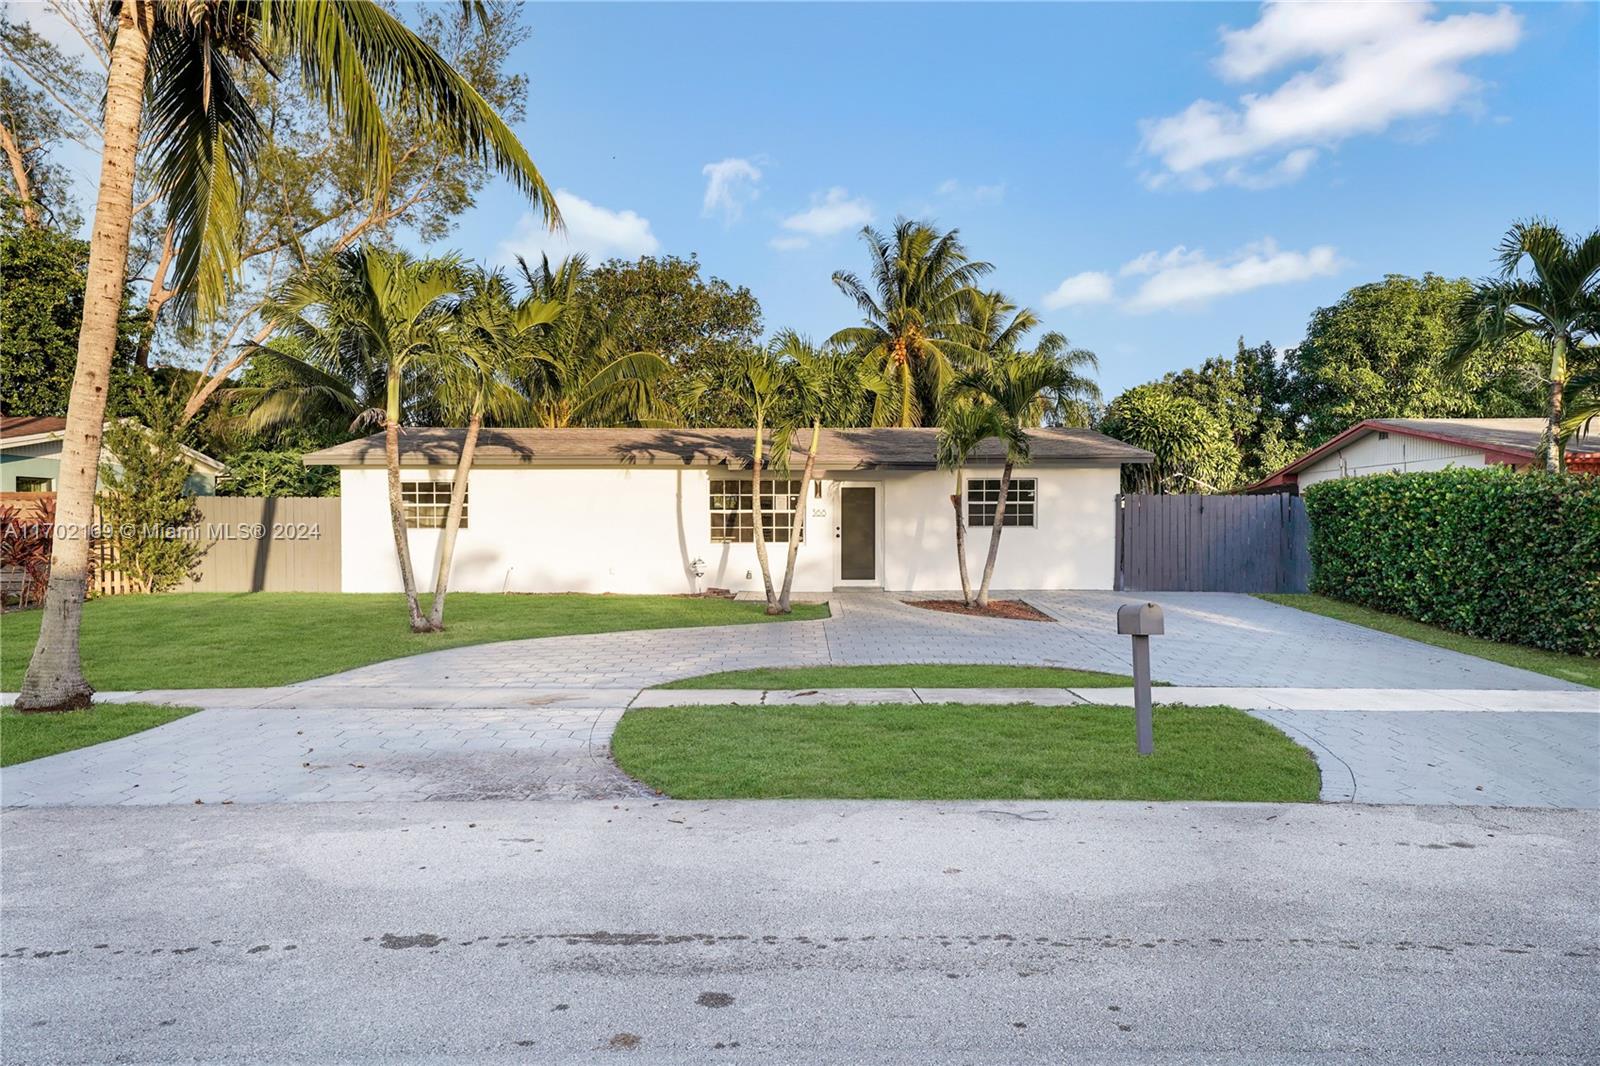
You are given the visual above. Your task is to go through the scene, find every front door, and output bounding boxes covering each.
[838,485,878,583]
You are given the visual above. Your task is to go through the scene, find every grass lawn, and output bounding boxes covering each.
[0,593,829,691]
[1,703,199,767]
[612,703,1321,802]
[656,663,1139,689]
[1257,594,1598,689]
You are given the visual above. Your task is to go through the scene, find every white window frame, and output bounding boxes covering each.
[966,476,1037,528]
[402,480,465,529]
[709,476,804,544]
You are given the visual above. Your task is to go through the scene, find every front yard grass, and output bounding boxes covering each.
[0,593,829,691]
[1,703,199,767]
[1257,594,1598,689]
[656,663,1139,689]
[612,703,1321,802]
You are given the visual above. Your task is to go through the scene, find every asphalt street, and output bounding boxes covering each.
[2,799,1596,1064]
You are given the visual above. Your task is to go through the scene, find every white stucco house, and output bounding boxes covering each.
[304,427,1153,595]
[1245,417,1600,493]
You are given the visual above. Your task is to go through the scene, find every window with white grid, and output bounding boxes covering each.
[966,477,1036,527]
[402,481,466,529]
[709,478,804,543]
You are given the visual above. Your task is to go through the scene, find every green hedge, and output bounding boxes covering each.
[1304,468,1600,656]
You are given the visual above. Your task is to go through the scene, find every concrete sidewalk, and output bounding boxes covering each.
[9,684,1596,712]
[633,686,1600,713]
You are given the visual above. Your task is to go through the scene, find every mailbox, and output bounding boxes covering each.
[1117,602,1165,636]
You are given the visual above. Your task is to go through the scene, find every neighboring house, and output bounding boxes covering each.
[0,415,227,495]
[304,427,1153,595]
[1246,417,1600,494]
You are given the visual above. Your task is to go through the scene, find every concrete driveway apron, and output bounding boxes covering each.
[3,592,1591,808]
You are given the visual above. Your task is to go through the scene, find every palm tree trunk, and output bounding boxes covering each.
[951,466,973,607]
[427,406,480,630]
[900,360,913,427]
[777,421,820,614]
[975,461,1012,609]
[383,372,429,632]
[750,417,779,612]
[14,2,153,713]
[1544,334,1568,474]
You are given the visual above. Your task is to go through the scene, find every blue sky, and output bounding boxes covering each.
[441,1,1597,397]
[21,1,1597,396]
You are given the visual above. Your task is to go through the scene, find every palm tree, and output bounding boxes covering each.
[1452,219,1600,473]
[937,404,1006,607]
[269,247,469,632]
[769,332,869,613]
[425,268,560,630]
[963,289,1040,369]
[953,352,1100,608]
[830,218,991,427]
[18,0,556,711]
[513,255,673,428]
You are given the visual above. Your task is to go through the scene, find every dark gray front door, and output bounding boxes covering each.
[839,486,876,581]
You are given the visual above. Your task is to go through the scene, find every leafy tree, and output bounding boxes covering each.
[213,450,339,497]
[0,207,139,416]
[573,254,761,425]
[1286,274,1541,445]
[169,1,543,409]
[0,8,99,229]
[17,0,556,711]
[1450,220,1600,472]
[0,72,78,229]
[832,218,991,427]
[1157,339,1300,482]
[97,384,207,594]
[1099,385,1240,494]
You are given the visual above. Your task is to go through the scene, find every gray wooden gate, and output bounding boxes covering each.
[1114,493,1310,593]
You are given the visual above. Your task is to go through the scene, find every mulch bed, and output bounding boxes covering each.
[904,598,1056,623]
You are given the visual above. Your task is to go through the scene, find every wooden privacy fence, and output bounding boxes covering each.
[176,496,341,593]
[2,494,340,598]
[1115,493,1310,593]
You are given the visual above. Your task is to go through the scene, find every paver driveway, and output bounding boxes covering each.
[3,592,1593,808]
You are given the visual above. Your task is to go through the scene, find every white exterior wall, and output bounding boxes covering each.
[1298,432,1491,489]
[337,464,1120,594]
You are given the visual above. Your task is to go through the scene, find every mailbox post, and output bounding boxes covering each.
[1116,602,1164,756]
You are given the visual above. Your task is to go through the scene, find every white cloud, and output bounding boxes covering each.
[1121,239,1343,311]
[936,178,1006,204]
[701,157,762,222]
[500,189,660,264]
[1042,271,1115,310]
[775,187,874,249]
[1139,2,1522,189]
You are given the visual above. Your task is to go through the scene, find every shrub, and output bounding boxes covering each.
[97,386,208,594]
[1304,467,1600,656]
[0,496,58,607]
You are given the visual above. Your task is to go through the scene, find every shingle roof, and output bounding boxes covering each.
[0,415,68,440]
[302,426,1153,469]
[1366,418,1599,457]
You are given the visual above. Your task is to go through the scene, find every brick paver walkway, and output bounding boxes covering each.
[3,593,1592,808]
